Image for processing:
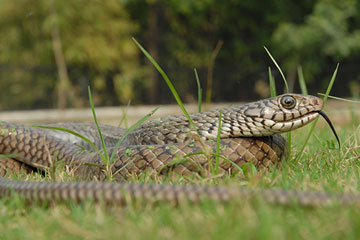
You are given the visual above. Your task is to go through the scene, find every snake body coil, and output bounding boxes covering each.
[0,93,352,206]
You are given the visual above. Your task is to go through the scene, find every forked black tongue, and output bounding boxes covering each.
[318,110,341,149]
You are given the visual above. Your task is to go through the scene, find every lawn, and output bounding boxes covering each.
[0,114,358,240]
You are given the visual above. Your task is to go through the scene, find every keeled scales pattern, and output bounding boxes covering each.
[0,93,351,206]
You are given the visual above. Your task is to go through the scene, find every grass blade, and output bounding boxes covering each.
[211,153,244,175]
[132,38,198,134]
[34,125,104,159]
[118,100,131,128]
[264,46,289,93]
[215,110,222,173]
[295,64,339,161]
[264,46,292,160]
[321,63,339,104]
[109,107,159,164]
[317,94,360,104]
[286,132,292,161]
[268,67,276,97]
[194,68,202,113]
[297,65,308,95]
[0,153,18,159]
[88,86,109,165]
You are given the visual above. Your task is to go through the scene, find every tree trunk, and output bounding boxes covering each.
[147,4,159,104]
[50,0,73,110]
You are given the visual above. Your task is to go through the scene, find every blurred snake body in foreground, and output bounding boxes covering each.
[0,93,351,206]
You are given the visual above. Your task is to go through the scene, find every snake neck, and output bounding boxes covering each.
[124,93,322,145]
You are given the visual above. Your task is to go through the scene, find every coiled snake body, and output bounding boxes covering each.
[0,94,355,206]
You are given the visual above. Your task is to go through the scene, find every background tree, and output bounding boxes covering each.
[0,0,142,109]
[273,0,360,92]
[0,0,357,110]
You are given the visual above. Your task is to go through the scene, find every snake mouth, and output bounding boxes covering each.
[316,110,340,148]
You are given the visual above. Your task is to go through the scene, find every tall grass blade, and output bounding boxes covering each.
[88,86,109,165]
[132,38,198,133]
[321,63,339,104]
[264,46,289,93]
[264,47,291,160]
[268,67,276,97]
[295,64,339,161]
[194,68,202,113]
[297,65,308,95]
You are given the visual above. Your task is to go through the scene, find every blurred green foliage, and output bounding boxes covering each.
[0,0,142,108]
[273,0,360,87]
[0,0,358,110]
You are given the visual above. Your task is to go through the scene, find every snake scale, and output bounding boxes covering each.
[0,93,356,207]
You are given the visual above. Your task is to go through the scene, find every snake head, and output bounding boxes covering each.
[241,94,323,135]
[241,93,340,147]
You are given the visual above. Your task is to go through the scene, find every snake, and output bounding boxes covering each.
[0,93,355,207]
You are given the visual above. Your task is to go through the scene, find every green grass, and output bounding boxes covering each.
[0,122,359,240]
[0,42,358,239]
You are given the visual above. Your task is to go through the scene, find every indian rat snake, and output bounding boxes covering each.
[0,93,354,207]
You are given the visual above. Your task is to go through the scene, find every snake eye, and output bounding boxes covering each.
[280,95,296,109]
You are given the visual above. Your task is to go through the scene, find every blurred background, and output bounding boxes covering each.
[0,0,359,111]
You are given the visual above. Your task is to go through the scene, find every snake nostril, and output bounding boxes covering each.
[312,99,319,105]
